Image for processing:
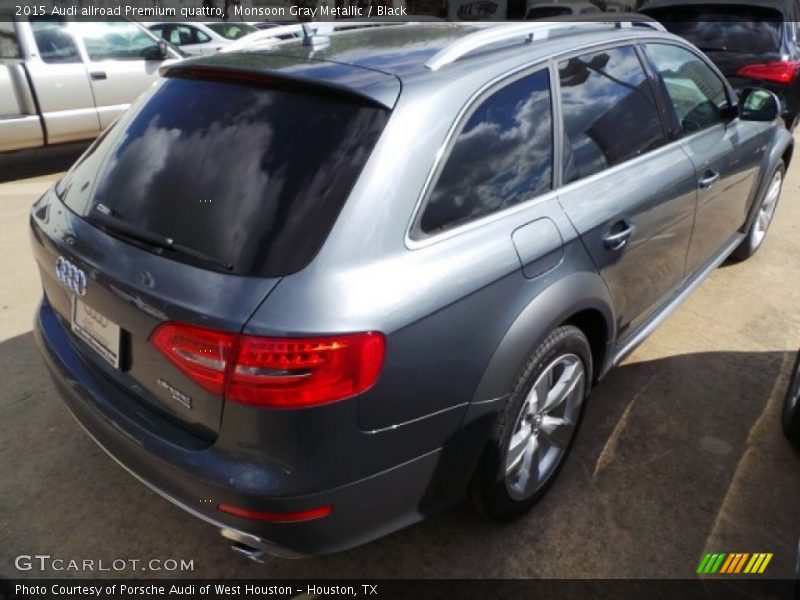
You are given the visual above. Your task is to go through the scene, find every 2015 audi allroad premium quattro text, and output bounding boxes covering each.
[31,20,792,559]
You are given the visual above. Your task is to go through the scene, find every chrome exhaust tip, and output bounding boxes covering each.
[220,527,309,560]
[230,541,269,563]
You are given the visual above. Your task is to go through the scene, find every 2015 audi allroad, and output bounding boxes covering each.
[31,20,792,559]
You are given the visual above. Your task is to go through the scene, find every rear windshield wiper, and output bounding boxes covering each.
[86,208,233,272]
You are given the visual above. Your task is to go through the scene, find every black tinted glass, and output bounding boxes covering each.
[30,20,81,64]
[59,77,389,277]
[559,46,665,184]
[420,69,553,235]
[645,44,729,134]
[526,6,572,18]
[645,7,782,54]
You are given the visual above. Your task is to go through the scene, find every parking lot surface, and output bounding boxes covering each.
[1,143,800,579]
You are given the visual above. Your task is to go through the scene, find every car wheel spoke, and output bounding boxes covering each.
[539,415,574,449]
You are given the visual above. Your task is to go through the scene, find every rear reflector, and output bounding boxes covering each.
[217,503,333,523]
[150,323,385,408]
[737,61,800,85]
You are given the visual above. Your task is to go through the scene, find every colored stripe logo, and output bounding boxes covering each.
[696,552,773,574]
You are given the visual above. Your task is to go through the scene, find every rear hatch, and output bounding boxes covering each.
[30,62,392,440]
[643,5,785,89]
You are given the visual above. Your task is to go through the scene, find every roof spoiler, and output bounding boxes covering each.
[159,63,396,109]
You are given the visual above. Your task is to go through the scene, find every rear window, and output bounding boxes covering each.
[644,6,783,54]
[58,76,389,277]
[525,6,572,18]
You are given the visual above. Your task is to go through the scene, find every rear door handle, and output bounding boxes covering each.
[699,170,720,190]
[602,219,636,251]
[90,71,107,81]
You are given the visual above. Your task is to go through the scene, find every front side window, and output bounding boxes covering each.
[30,19,81,64]
[559,45,665,184]
[76,22,161,61]
[419,69,553,235]
[645,44,730,135]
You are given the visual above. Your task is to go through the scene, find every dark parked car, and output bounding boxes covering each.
[641,0,800,129]
[784,350,800,446]
[31,20,792,559]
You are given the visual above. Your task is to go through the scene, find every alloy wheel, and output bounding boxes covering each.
[752,170,783,250]
[505,353,585,501]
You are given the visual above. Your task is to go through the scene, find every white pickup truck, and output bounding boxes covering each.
[0,19,181,152]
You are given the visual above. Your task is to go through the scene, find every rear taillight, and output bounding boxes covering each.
[150,323,235,396]
[150,323,385,409]
[737,61,800,85]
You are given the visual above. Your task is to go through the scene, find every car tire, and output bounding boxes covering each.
[782,350,800,448]
[469,325,592,521]
[732,162,785,261]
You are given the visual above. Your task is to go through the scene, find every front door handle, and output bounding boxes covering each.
[90,71,107,81]
[699,170,720,190]
[602,219,636,251]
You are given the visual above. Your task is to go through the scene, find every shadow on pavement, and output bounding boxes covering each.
[0,328,798,579]
[0,143,89,183]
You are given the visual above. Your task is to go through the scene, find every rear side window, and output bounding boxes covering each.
[419,68,553,235]
[559,45,665,184]
[644,6,783,54]
[30,20,81,64]
[58,77,389,277]
[0,20,20,58]
[644,44,730,134]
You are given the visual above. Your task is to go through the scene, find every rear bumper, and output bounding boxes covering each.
[34,298,445,556]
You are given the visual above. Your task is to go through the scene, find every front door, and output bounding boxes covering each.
[642,43,766,273]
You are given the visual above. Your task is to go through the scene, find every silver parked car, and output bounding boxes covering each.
[148,22,257,56]
[0,18,181,152]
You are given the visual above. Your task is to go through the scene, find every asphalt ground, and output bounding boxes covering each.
[1,142,799,580]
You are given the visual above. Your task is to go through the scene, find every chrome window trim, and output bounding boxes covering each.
[404,33,687,250]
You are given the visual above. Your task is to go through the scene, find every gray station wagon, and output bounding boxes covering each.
[31,19,793,559]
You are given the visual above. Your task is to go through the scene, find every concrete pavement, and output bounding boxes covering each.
[1,144,799,580]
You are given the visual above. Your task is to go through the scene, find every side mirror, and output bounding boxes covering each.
[739,88,781,122]
[158,40,169,60]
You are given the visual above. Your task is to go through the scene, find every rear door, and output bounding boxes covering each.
[23,19,101,144]
[556,44,697,340]
[30,70,391,439]
[642,43,765,273]
[73,21,172,129]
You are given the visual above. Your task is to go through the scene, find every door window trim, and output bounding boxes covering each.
[404,36,729,249]
[553,41,672,188]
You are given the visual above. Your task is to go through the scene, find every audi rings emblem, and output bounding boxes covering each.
[55,256,88,296]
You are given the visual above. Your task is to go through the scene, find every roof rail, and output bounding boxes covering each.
[221,21,410,54]
[424,16,666,71]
